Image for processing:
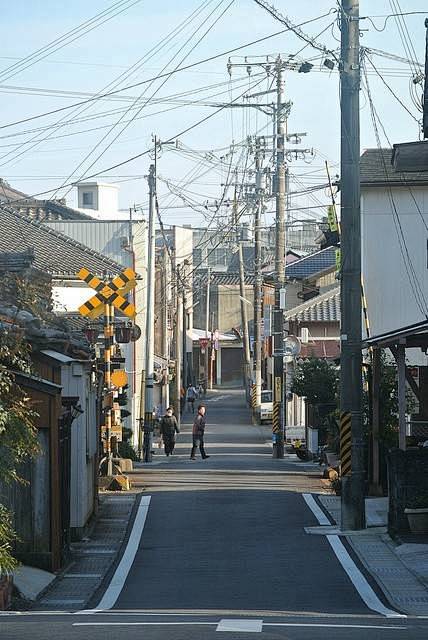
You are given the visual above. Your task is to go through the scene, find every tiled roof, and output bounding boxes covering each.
[0,179,92,221]
[285,286,340,323]
[360,148,428,186]
[0,207,125,277]
[285,247,336,280]
[198,271,255,286]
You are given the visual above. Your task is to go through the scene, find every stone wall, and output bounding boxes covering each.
[388,447,428,534]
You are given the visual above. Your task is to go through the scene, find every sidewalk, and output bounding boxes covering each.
[30,493,137,611]
[316,494,428,616]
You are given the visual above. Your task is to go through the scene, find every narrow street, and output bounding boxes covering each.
[2,390,427,639]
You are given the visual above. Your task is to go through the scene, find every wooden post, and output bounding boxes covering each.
[370,348,383,495]
[397,344,407,451]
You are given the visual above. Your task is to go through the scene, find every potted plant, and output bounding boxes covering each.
[404,494,428,534]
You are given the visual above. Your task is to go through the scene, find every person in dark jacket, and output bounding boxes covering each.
[190,405,209,460]
[160,407,179,456]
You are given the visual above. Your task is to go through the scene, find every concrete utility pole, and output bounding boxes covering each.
[205,266,211,388]
[272,56,286,458]
[182,263,188,392]
[238,242,251,390]
[253,141,263,417]
[173,261,182,429]
[104,302,114,476]
[340,0,365,530]
[143,162,156,463]
[161,248,170,411]
[233,185,251,393]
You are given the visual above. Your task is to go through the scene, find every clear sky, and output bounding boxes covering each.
[0,0,427,227]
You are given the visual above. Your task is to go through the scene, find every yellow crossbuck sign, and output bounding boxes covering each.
[77,267,137,319]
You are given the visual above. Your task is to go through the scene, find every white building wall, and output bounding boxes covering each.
[361,186,428,339]
[60,361,97,536]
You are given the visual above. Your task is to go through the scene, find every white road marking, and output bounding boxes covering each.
[73,622,215,627]
[264,623,405,630]
[302,493,332,526]
[216,619,263,632]
[208,395,230,402]
[72,620,404,631]
[302,493,406,619]
[80,495,151,613]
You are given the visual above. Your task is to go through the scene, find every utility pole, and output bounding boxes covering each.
[173,260,182,429]
[272,56,286,458]
[238,243,251,392]
[205,266,211,389]
[161,247,170,411]
[182,263,188,392]
[253,140,263,418]
[104,302,114,476]
[340,0,365,530]
[143,161,156,463]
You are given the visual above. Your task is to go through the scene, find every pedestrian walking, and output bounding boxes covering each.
[190,404,210,460]
[159,407,179,457]
[187,384,198,413]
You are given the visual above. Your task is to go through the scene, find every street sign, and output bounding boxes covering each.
[101,425,122,443]
[274,376,282,402]
[199,337,209,349]
[77,267,137,319]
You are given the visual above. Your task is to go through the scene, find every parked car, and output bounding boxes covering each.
[259,390,273,423]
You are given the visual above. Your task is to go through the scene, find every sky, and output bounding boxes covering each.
[0,0,427,229]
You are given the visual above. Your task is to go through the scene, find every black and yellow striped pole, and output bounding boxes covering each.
[340,412,352,477]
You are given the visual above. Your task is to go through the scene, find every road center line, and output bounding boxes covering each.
[302,493,405,619]
[264,623,405,630]
[80,495,151,613]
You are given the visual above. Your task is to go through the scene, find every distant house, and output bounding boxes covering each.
[0,178,91,221]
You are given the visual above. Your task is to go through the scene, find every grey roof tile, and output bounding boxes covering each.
[0,207,125,277]
[360,148,428,186]
[285,286,340,323]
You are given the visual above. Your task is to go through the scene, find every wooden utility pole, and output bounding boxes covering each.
[272,56,286,458]
[340,0,365,530]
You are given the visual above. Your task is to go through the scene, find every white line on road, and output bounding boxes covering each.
[217,619,262,632]
[302,493,406,619]
[73,622,215,627]
[264,623,405,630]
[72,621,405,631]
[302,493,332,526]
[80,495,151,613]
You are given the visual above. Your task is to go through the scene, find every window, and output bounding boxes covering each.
[261,391,272,403]
[82,191,94,206]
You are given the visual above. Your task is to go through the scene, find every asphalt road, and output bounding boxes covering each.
[2,389,428,639]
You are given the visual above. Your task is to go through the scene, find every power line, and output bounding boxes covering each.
[0,12,334,132]
[0,0,144,84]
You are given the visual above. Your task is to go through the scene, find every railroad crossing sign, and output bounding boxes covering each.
[77,267,137,319]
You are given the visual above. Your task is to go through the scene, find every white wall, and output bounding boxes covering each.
[61,361,97,536]
[52,285,92,313]
[77,182,119,219]
[362,186,428,340]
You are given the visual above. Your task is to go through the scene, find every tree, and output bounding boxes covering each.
[0,274,40,572]
[292,357,339,406]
